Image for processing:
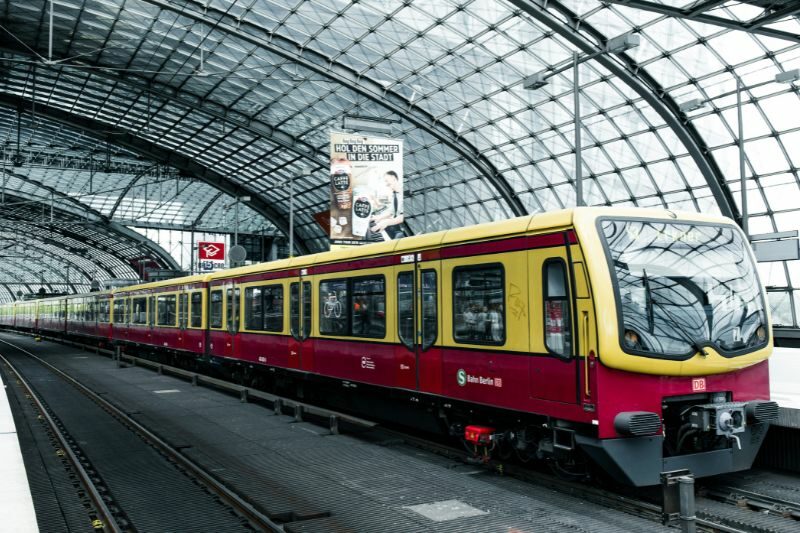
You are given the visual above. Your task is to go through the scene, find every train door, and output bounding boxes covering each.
[528,233,579,404]
[288,272,313,371]
[207,286,225,358]
[148,295,156,343]
[224,282,240,359]
[177,291,189,351]
[569,244,597,409]
[395,255,441,392]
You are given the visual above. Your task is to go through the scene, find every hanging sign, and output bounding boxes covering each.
[198,241,225,261]
[329,132,404,246]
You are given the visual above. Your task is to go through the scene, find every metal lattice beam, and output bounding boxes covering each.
[0,92,311,255]
[143,0,527,219]
[507,0,737,220]
[603,0,800,44]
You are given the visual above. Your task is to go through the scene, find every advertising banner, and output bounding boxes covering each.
[329,132,404,246]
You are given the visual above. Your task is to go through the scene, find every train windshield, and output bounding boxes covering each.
[601,219,768,359]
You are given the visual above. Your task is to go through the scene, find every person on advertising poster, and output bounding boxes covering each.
[369,170,404,240]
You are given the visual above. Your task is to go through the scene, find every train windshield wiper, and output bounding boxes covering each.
[642,269,708,356]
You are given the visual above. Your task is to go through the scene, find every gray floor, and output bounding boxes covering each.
[12,333,671,533]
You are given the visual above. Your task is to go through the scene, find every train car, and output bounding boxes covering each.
[0,207,778,486]
[200,207,776,486]
[111,275,209,354]
[0,300,14,328]
[14,300,38,331]
[37,296,67,335]
[65,292,113,343]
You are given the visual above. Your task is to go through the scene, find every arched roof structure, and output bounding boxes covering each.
[0,0,797,334]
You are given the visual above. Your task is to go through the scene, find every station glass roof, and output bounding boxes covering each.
[0,0,797,328]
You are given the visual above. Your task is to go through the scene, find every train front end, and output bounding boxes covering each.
[577,209,778,486]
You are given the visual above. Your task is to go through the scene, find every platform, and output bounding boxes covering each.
[770,347,800,428]
[0,364,39,532]
[3,333,669,532]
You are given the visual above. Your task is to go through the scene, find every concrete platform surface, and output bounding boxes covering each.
[4,333,670,533]
[0,366,39,533]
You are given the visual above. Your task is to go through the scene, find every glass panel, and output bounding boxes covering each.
[210,290,223,329]
[245,286,264,330]
[264,285,284,332]
[397,272,414,349]
[149,297,156,326]
[290,283,300,337]
[352,276,386,338]
[421,270,438,350]
[179,294,188,328]
[320,279,348,335]
[227,288,240,333]
[453,265,504,345]
[132,297,147,325]
[601,219,767,359]
[157,295,177,327]
[190,292,203,328]
[544,260,571,357]
[302,282,312,339]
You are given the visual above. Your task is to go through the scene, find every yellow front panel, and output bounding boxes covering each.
[573,209,772,376]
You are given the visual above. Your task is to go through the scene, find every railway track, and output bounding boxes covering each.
[0,336,282,533]
[6,331,800,533]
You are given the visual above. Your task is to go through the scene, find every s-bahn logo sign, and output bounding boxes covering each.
[457,369,503,388]
[198,242,225,260]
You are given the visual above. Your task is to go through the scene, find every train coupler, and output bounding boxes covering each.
[464,425,498,463]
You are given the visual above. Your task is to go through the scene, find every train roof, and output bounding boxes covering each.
[206,206,735,282]
[111,274,211,294]
[1,206,736,302]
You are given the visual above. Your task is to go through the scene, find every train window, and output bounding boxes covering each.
[131,297,147,325]
[99,300,110,324]
[226,287,240,334]
[320,279,349,335]
[421,270,438,350]
[190,292,203,328]
[543,259,572,357]
[149,296,156,327]
[179,294,188,328]
[157,295,177,327]
[290,283,300,338]
[210,290,223,329]
[302,282,311,338]
[397,272,414,349]
[246,285,285,332]
[113,298,126,324]
[352,276,385,338]
[245,286,264,330]
[266,286,284,332]
[453,264,505,345]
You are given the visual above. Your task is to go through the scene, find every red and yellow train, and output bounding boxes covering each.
[0,207,778,485]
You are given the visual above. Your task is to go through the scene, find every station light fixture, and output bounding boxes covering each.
[606,32,641,54]
[679,98,707,113]
[342,115,397,135]
[775,68,800,84]
[523,72,549,90]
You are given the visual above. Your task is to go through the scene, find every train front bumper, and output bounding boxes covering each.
[575,422,771,486]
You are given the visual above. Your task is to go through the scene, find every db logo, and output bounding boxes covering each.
[692,378,706,392]
[202,244,221,257]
